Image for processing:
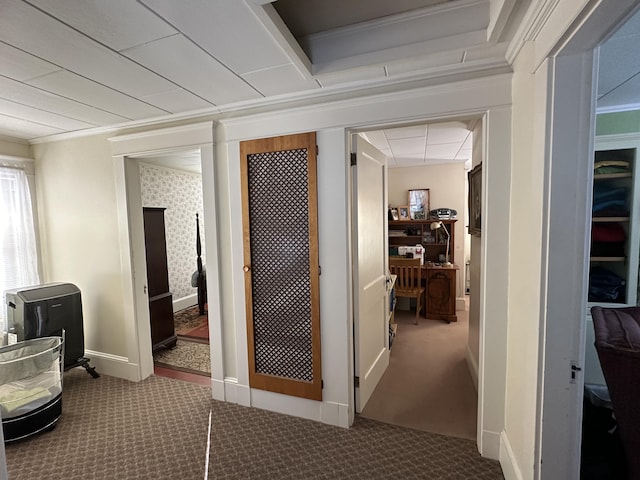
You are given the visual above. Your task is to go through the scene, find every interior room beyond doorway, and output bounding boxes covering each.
[355,119,478,439]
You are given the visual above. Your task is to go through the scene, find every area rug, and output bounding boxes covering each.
[153,339,211,376]
[174,305,209,342]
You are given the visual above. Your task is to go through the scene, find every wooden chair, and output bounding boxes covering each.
[389,257,425,324]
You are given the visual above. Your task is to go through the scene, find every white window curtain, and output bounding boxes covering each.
[0,167,40,328]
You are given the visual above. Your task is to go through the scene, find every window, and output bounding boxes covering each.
[0,166,40,328]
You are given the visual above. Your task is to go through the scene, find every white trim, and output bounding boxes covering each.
[596,103,640,114]
[500,431,524,480]
[250,388,350,428]
[466,344,479,391]
[221,378,251,407]
[173,294,197,312]
[481,430,501,460]
[82,350,139,382]
[109,122,225,391]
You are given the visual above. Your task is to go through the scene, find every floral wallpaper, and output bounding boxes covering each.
[139,163,205,300]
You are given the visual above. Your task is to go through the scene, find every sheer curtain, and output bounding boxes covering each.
[0,166,40,330]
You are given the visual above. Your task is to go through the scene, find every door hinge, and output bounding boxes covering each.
[319,265,321,275]
[316,145,319,156]
[570,362,582,383]
[354,376,359,387]
[321,379,324,389]
[350,152,357,166]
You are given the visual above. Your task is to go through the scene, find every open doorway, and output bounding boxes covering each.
[133,150,211,384]
[352,118,481,441]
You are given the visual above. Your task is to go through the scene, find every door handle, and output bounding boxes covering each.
[243,265,250,272]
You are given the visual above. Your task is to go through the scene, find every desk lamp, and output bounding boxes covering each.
[430,221,452,266]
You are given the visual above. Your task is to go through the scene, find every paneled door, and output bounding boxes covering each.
[353,135,389,412]
[240,132,322,401]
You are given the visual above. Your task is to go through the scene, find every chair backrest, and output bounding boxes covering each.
[389,257,422,291]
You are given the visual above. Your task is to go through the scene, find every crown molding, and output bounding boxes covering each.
[506,0,562,65]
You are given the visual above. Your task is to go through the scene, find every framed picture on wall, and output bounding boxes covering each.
[468,163,482,236]
[408,189,430,220]
[398,205,410,220]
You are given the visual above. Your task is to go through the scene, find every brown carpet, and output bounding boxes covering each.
[5,369,502,479]
[361,301,477,440]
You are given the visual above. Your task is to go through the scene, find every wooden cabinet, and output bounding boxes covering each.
[425,265,458,323]
[143,207,177,351]
[389,219,456,264]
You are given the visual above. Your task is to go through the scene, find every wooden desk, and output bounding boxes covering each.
[422,263,458,323]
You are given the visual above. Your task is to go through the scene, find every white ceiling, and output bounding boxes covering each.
[0,1,636,144]
[0,0,521,142]
[362,121,472,169]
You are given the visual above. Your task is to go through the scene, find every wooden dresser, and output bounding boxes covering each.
[143,207,177,351]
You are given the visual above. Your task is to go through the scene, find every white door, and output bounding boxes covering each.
[353,135,389,413]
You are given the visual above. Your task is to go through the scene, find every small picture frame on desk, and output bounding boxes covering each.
[388,208,399,221]
[398,205,410,220]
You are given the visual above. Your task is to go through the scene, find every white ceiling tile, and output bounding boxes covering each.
[361,130,390,150]
[0,76,129,126]
[0,113,63,139]
[123,35,260,105]
[597,73,640,110]
[384,125,427,139]
[0,43,61,81]
[389,138,426,156]
[140,0,290,75]
[28,71,167,120]
[425,142,461,158]
[0,0,182,97]
[27,0,177,51]
[241,64,319,97]
[598,35,640,98]
[139,88,212,114]
[427,123,469,144]
[0,98,95,130]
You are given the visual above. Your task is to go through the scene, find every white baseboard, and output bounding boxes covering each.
[456,297,466,311]
[500,431,524,480]
[465,344,479,391]
[211,378,225,401]
[222,378,251,406]
[82,350,140,381]
[173,294,198,312]
[481,430,501,460]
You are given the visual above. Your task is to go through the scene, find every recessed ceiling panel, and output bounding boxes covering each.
[427,122,469,144]
[385,125,428,140]
[273,0,454,37]
[389,137,426,155]
[425,143,461,158]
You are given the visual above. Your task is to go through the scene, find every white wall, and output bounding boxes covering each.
[388,163,467,298]
[33,134,128,358]
[0,138,31,159]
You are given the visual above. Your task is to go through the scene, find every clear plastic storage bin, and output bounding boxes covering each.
[0,336,64,442]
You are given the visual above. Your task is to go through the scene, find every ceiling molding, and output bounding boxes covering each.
[505,0,562,65]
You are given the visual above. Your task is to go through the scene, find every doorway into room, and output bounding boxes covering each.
[131,150,211,385]
[351,117,481,441]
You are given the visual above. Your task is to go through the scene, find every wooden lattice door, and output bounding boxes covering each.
[240,132,321,401]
